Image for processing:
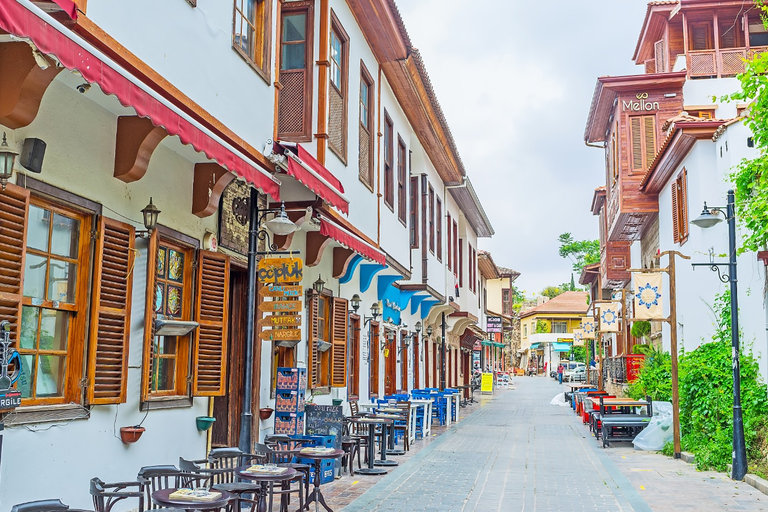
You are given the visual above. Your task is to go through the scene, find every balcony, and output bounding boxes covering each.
[688,47,768,79]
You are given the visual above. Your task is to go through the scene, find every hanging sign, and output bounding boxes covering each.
[581,317,596,339]
[633,273,663,319]
[259,300,302,313]
[486,316,503,333]
[259,284,303,298]
[259,315,302,327]
[258,258,303,283]
[572,328,585,346]
[599,303,620,332]
[259,328,302,341]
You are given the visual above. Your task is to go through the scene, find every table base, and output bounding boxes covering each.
[305,487,331,512]
[355,467,388,475]
[386,449,406,456]
[373,459,398,467]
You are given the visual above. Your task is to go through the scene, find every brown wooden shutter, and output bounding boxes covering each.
[671,178,680,244]
[87,217,135,405]
[193,250,230,396]
[0,184,29,344]
[308,293,320,388]
[643,116,656,169]
[679,170,689,243]
[141,230,158,401]
[630,117,643,170]
[330,297,348,387]
[654,40,666,73]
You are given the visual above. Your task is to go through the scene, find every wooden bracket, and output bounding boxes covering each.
[113,116,167,183]
[305,231,331,267]
[0,43,62,129]
[192,163,235,218]
[332,247,355,278]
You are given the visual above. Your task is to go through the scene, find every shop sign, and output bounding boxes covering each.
[481,373,494,393]
[259,300,302,313]
[622,92,659,112]
[0,321,21,411]
[259,315,302,327]
[260,284,303,298]
[259,328,302,341]
[486,316,502,333]
[473,340,482,351]
[258,258,303,283]
[0,389,21,410]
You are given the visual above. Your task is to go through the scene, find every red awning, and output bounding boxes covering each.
[319,217,385,264]
[50,0,77,19]
[283,144,348,215]
[0,1,280,201]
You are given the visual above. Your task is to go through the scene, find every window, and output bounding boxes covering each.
[277,2,313,141]
[428,185,435,253]
[359,64,375,189]
[552,321,568,334]
[502,289,511,315]
[384,112,394,208]
[453,221,458,276]
[654,39,666,73]
[18,200,90,405]
[749,20,768,47]
[233,0,271,80]
[409,176,419,248]
[436,199,442,262]
[523,324,528,337]
[629,115,656,173]
[308,291,348,389]
[459,239,464,287]
[447,213,452,270]
[328,15,349,161]
[689,21,713,50]
[671,168,689,245]
[686,107,715,119]
[397,137,407,224]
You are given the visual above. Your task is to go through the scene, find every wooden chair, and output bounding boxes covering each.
[393,401,411,451]
[138,465,205,510]
[90,477,144,512]
[180,448,264,512]
[11,500,91,512]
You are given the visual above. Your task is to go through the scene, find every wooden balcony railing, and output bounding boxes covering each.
[688,47,768,78]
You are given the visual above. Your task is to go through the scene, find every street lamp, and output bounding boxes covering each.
[350,294,361,314]
[0,132,19,190]
[690,189,747,481]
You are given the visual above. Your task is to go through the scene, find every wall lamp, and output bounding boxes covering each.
[255,201,298,252]
[426,325,434,337]
[400,321,421,352]
[135,197,161,238]
[0,132,19,190]
[363,302,380,327]
[350,294,361,314]
[382,328,396,351]
[313,275,326,294]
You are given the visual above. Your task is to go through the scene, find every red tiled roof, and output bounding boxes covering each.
[519,292,589,318]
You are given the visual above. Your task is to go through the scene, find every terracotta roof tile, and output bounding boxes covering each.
[519,291,589,318]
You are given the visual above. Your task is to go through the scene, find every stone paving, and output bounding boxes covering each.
[319,376,768,512]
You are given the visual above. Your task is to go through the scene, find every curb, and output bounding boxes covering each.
[680,451,695,464]
[679,451,768,498]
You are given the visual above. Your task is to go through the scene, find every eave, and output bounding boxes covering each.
[640,121,723,194]
[478,251,501,280]
[579,263,600,286]
[449,177,494,237]
[632,3,676,64]
[591,187,606,216]
[584,72,687,144]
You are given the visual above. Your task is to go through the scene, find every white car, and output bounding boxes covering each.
[564,366,586,382]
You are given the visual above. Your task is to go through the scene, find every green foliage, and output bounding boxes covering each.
[627,348,672,402]
[535,320,549,334]
[569,345,586,364]
[722,2,768,252]
[632,344,652,355]
[631,321,651,340]
[558,233,600,274]
[541,286,564,299]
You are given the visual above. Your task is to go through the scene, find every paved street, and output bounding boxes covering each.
[339,377,768,511]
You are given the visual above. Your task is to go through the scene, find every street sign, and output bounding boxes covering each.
[259,315,302,327]
[259,329,302,341]
[259,284,303,298]
[259,300,302,313]
[0,389,21,410]
[258,258,303,283]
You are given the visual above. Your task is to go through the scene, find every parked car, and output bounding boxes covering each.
[564,366,586,382]
[550,361,584,378]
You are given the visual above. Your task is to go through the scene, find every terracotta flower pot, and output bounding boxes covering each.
[259,407,274,421]
[119,426,145,444]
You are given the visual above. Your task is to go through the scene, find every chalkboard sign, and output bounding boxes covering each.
[304,404,344,449]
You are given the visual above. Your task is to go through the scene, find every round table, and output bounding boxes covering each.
[235,466,297,512]
[371,413,406,456]
[347,417,391,475]
[152,488,232,512]
[296,448,345,512]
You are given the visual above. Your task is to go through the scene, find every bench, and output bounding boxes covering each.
[600,415,652,447]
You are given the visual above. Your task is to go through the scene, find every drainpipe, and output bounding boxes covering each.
[441,312,447,391]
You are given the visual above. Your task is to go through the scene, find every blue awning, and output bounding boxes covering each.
[529,343,541,350]
[552,342,572,352]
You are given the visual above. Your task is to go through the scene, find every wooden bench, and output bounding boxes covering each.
[596,397,653,448]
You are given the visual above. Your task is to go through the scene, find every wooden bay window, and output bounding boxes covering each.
[277,1,314,141]
[359,64,375,189]
[232,0,272,81]
[328,14,349,162]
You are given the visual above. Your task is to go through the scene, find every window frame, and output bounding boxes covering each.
[628,115,657,173]
[447,213,452,270]
[383,112,394,209]
[453,221,458,277]
[277,1,314,142]
[428,185,435,254]
[232,0,272,83]
[328,12,349,163]
[359,63,375,190]
[436,198,442,262]
[397,136,407,225]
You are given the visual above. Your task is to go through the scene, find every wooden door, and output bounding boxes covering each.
[349,316,360,398]
[385,330,397,395]
[413,335,420,389]
[400,330,408,392]
[370,322,379,397]
[432,341,438,387]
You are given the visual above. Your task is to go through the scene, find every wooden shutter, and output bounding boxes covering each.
[308,293,320,388]
[654,40,666,73]
[330,297,348,387]
[87,217,135,405]
[630,117,643,170]
[0,184,29,344]
[141,230,158,401]
[671,177,680,244]
[676,170,689,244]
[193,250,230,396]
[643,116,656,168]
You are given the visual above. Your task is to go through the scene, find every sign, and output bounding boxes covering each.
[622,92,659,112]
[481,372,494,394]
[486,316,503,333]
[259,315,302,327]
[0,389,21,410]
[258,258,303,283]
[259,328,302,341]
[218,180,250,256]
[259,300,302,313]
[260,284,303,298]
[305,404,344,448]
[473,340,482,351]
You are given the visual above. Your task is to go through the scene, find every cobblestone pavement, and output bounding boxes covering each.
[326,377,768,512]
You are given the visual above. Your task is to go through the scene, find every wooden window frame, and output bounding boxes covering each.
[436,198,442,262]
[19,198,92,407]
[409,176,419,249]
[671,168,689,245]
[359,62,375,191]
[459,238,464,288]
[349,315,360,397]
[447,213,452,270]
[428,185,435,254]
[328,12,349,163]
[277,1,314,142]
[383,112,394,209]
[232,0,272,83]
[453,221,458,277]
[369,322,380,398]
[628,115,657,173]
[397,137,407,225]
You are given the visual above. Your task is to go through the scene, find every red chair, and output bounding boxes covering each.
[583,394,614,424]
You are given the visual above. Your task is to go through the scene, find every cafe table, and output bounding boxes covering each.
[372,412,406,455]
[152,488,232,512]
[235,465,297,512]
[346,416,391,475]
[358,403,378,413]
[410,398,433,438]
[297,447,345,512]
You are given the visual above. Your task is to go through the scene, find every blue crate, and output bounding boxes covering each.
[306,435,334,448]
[298,458,334,484]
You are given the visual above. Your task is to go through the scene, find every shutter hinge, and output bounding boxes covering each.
[90,229,99,241]
[79,377,88,388]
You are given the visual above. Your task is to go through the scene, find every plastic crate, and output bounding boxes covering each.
[297,459,334,484]
[275,391,305,413]
[274,412,305,435]
[305,435,334,448]
[276,367,307,391]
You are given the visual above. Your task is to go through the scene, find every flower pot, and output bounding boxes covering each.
[196,416,216,431]
[331,399,343,406]
[119,426,145,444]
[259,408,274,421]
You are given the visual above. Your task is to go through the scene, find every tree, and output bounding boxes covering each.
[558,233,600,274]
[541,285,563,299]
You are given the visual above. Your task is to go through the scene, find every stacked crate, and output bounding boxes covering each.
[274,367,307,435]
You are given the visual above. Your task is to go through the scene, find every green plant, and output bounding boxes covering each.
[631,320,651,340]
[632,344,652,355]
[535,320,549,334]
[627,347,672,402]
[569,346,586,364]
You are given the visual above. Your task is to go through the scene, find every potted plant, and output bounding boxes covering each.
[196,416,216,431]
[119,425,145,444]
[259,407,274,421]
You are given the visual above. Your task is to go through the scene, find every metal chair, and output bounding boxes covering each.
[90,477,144,512]
[260,438,312,509]
[179,450,262,512]
[11,500,91,512]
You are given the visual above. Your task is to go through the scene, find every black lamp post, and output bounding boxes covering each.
[691,189,747,481]
[440,312,447,391]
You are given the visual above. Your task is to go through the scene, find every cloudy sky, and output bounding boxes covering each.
[397,0,650,296]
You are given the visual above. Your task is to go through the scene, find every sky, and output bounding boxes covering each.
[397,0,651,297]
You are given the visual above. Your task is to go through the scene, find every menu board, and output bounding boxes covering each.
[304,404,343,449]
